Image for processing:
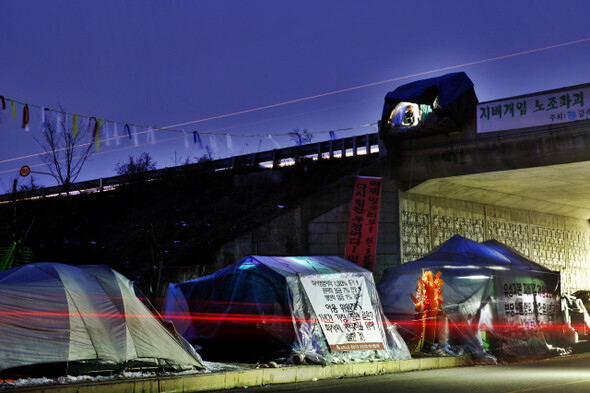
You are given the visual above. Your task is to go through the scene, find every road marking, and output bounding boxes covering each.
[506,378,590,393]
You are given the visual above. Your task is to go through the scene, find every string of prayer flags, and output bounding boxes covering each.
[0,93,379,161]
[22,104,29,130]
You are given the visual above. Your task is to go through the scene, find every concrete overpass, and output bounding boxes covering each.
[377,82,590,292]
[387,119,590,219]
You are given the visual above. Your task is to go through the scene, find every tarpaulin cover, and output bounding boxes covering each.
[0,263,204,374]
[378,236,563,358]
[163,256,411,364]
[380,72,478,128]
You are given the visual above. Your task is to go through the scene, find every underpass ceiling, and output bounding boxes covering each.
[407,161,590,219]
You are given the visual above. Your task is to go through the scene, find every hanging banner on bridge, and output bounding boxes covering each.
[477,85,590,133]
[344,176,382,272]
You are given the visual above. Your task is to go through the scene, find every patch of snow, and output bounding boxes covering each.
[1,363,249,388]
[202,361,249,373]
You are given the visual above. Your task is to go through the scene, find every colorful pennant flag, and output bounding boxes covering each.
[55,112,62,134]
[132,126,138,146]
[226,133,232,152]
[193,131,202,148]
[113,122,120,145]
[268,134,280,149]
[73,114,78,137]
[210,134,217,151]
[89,117,98,138]
[104,121,110,146]
[22,104,29,130]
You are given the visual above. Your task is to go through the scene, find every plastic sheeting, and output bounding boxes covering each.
[378,236,564,359]
[163,256,411,364]
[0,263,204,375]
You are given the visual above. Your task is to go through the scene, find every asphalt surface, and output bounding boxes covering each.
[221,352,590,393]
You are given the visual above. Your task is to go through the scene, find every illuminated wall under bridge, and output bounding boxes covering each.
[399,191,590,294]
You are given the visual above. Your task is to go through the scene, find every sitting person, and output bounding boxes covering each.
[402,106,415,126]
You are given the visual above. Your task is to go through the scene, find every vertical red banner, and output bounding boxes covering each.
[344,176,382,271]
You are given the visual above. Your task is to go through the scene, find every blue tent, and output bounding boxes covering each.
[380,72,478,130]
[163,256,410,364]
[482,240,554,273]
[378,236,563,358]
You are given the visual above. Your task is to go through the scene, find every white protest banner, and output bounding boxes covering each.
[477,86,589,133]
[300,274,385,352]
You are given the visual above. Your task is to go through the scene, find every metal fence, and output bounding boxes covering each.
[1,133,380,202]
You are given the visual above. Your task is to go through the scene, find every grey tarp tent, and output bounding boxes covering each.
[163,256,411,364]
[0,263,204,377]
[378,236,564,358]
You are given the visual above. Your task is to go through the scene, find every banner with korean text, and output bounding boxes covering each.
[300,274,385,352]
[477,86,589,133]
[344,176,382,271]
[494,272,561,331]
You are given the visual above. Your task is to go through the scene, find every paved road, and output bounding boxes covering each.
[221,353,590,393]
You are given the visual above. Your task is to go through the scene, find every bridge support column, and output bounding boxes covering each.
[373,171,402,284]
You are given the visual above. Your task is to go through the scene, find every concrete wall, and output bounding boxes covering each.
[213,177,400,284]
[400,191,590,293]
[304,177,400,283]
[214,175,590,294]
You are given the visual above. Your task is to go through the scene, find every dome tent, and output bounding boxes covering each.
[378,235,563,358]
[482,240,555,273]
[0,263,204,377]
[163,255,411,364]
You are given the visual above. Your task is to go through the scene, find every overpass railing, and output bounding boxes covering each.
[1,133,380,202]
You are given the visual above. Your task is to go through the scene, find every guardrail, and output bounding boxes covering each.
[1,133,380,202]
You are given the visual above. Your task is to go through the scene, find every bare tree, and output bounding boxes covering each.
[36,109,95,195]
[115,152,157,176]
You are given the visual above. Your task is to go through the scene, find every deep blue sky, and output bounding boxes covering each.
[1,1,590,190]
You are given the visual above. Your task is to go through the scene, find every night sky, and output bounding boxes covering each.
[1,0,590,189]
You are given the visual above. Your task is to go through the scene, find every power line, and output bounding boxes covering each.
[164,37,590,128]
[1,36,589,168]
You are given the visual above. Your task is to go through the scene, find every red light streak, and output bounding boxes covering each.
[0,309,576,335]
